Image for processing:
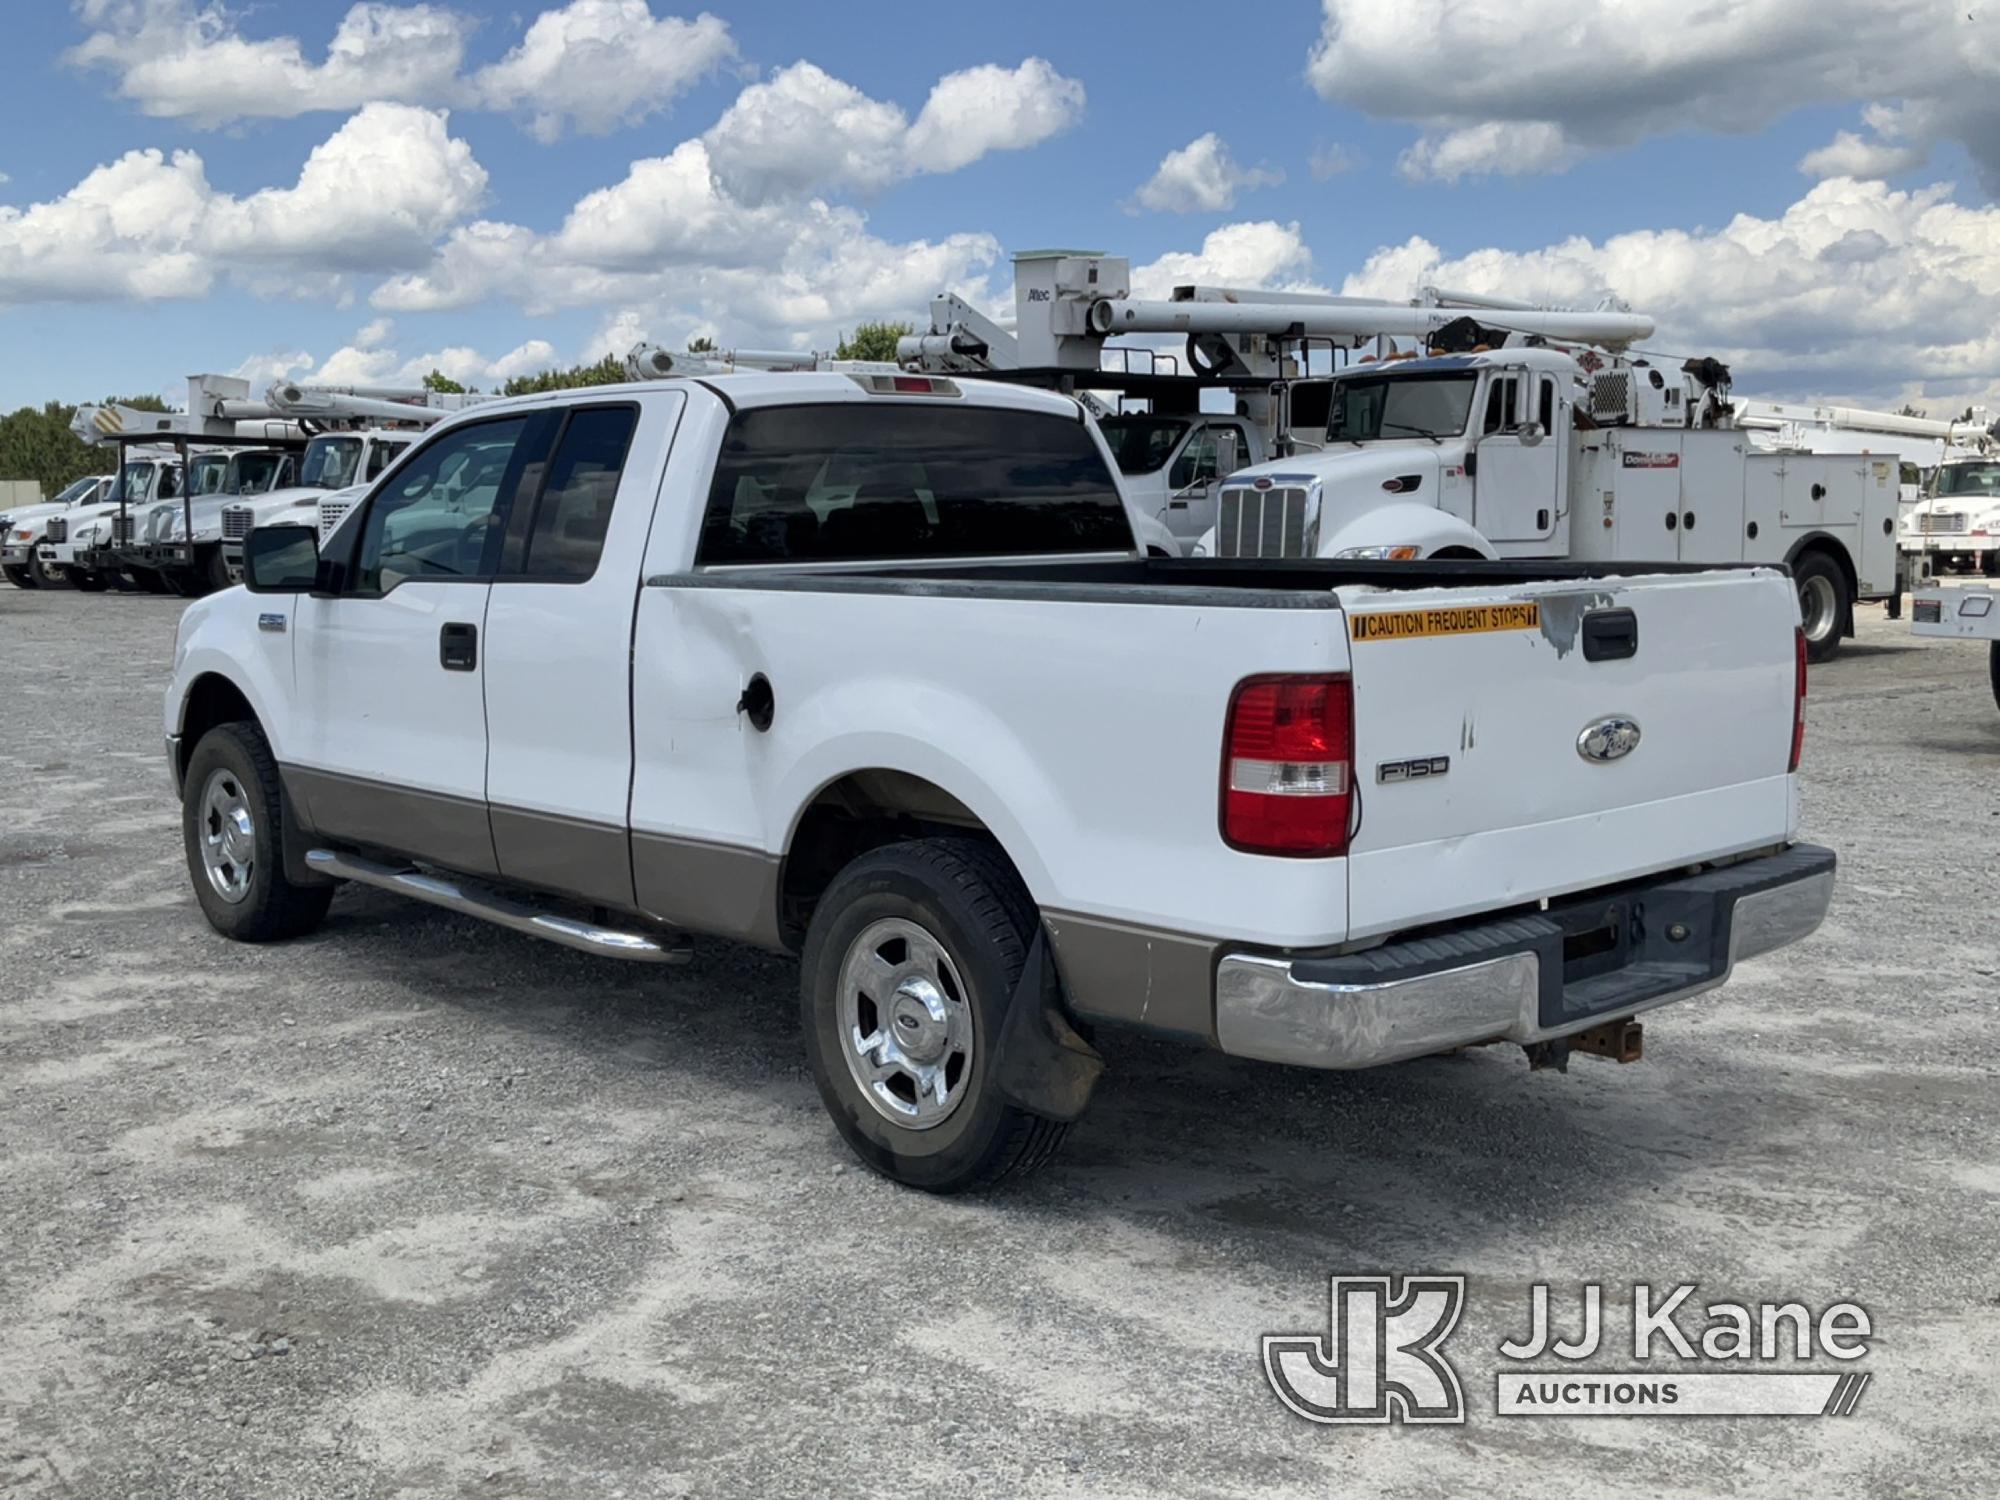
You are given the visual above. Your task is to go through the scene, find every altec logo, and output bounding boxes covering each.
[1264,1275,1468,1424]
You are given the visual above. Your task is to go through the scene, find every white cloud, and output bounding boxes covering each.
[703,57,1083,202]
[1338,176,2000,407]
[1396,121,1582,182]
[1129,221,1321,299]
[69,0,470,127]
[1131,133,1283,213]
[67,0,731,141]
[1307,0,2000,187]
[1799,131,1929,181]
[0,103,484,304]
[1309,143,1360,181]
[470,0,735,142]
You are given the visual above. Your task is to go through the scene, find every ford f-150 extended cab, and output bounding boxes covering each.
[165,373,1834,1191]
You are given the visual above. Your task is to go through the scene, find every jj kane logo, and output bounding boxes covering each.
[1266,1276,1873,1425]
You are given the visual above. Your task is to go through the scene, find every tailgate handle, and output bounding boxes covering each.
[1581,608,1638,663]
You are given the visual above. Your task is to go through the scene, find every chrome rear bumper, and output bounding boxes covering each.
[1215,844,1835,1070]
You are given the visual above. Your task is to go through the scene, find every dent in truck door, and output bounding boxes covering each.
[481,393,684,908]
[288,414,543,876]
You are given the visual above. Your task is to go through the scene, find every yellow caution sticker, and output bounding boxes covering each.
[1349,601,1542,643]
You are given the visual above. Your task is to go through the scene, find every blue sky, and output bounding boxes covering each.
[2,1,1995,413]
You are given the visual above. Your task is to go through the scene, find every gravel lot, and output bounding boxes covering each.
[1,586,1995,1498]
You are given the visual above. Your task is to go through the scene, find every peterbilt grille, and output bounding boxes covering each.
[45,517,67,543]
[1919,511,1967,535]
[1590,372,1633,424]
[1217,485,1312,559]
[318,499,354,537]
[222,507,252,539]
[111,514,136,545]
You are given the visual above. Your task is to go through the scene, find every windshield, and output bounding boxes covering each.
[228,451,289,494]
[1328,373,1479,442]
[1932,462,2000,498]
[53,475,104,505]
[1097,415,1191,475]
[299,436,363,490]
[116,462,155,502]
[188,456,230,495]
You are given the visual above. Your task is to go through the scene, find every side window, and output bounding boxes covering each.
[1538,377,1556,432]
[157,466,181,499]
[354,417,535,593]
[364,441,406,481]
[518,407,638,580]
[1171,428,1217,489]
[1483,377,1517,434]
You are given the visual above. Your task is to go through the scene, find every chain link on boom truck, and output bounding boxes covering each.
[903,252,1904,661]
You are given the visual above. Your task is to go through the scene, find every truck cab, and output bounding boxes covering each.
[220,430,414,581]
[1902,458,2000,578]
[1097,410,1269,551]
[1197,350,1580,563]
[3,474,113,588]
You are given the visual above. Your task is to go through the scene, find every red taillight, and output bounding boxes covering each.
[1222,674,1353,856]
[1789,627,1807,772]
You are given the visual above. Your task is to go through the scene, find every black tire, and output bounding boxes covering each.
[799,838,1070,1193]
[1793,550,1850,663]
[181,722,333,943]
[205,548,233,593]
[26,549,66,589]
[1,564,31,589]
[136,569,170,595]
[108,569,143,593]
[1989,642,1999,714]
[1983,552,2000,580]
[69,569,107,593]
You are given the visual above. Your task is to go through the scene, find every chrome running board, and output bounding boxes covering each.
[305,848,692,964]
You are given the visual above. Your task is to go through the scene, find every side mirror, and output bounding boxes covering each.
[1518,421,1546,447]
[243,524,319,593]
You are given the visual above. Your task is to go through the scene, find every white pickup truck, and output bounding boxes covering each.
[166,373,1834,1190]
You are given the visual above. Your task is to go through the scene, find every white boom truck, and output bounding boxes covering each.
[1910,583,2000,711]
[1194,347,1900,661]
[168,371,1832,1191]
[2,474,112,587]
[1902,457,2000,579]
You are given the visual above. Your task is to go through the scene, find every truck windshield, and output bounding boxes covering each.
[1932,462,2000,497]
[299,437,363,490]
[1097,415,1191,475]
[52,475,104,505]
[116,462,155,502]
[188,456,230,495]
[699,402,1133,564]
[1327,373,1478,442]
[228,451,289,494]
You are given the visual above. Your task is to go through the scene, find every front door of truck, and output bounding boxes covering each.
[1163,421,1252,543]
[1473,373,1563,547]
[480,392,683,908]
[291,414,544,877]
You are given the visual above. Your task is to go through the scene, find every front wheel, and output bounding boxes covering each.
[1794,552,1850,664]
[1,564,31,589]
[181,722,333,942]
[799,838,1071,1193]
[26,550,66,589]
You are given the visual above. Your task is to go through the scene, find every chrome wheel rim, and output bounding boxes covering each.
[1799,574,1839,643]
[198,767,256,904]
[837,917,975,1131]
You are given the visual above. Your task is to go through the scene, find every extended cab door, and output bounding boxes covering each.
[481,393,685,908]
[1473,372,1564,548]
[290,413,546,876]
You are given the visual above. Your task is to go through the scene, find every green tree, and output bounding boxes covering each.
[834,321,912,362]
[0,395,165,497]
[422,369,467,394]
[687,335,717,354]
[499,354,629,397]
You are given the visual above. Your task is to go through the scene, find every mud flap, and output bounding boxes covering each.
[993,927,1105,1123]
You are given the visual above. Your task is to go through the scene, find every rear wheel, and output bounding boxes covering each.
[800,838,1071,1193]
[181,722,333,942]
[1,564,31,589]
[1793,551,1849,663]
[1989,642,1999,713]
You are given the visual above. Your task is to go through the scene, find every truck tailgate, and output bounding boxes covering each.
[1338,569,1799,940]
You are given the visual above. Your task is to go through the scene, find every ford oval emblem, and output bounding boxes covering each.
[1577,717,1642,763]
